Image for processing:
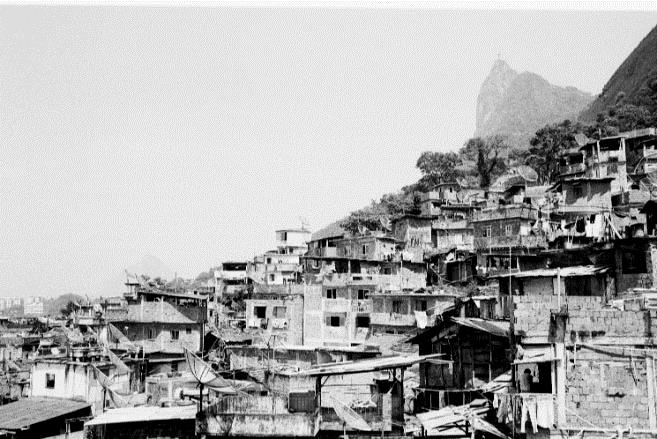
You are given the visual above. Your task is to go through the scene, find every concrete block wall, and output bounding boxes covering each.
[565,348,651,430]
[514,296,651,344]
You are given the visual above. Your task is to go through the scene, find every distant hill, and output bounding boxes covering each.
[475,60,593,148]
[579,25,657,122]
[96,255,174,298]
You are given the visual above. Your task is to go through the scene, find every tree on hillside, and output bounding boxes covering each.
[60,300,78,317]
[527,120,585,184]
[459,135,509,188]
[339,191,421,235]
[414,151,464,190]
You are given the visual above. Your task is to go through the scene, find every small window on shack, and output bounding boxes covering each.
[505,224,513,236]
[416,300,428,311]
[622,249,647,274]
[326,289,337,299]
[356,316,370,328]
[361,245,369,255]
[170,330,179,340]
[45,373,55,389]
[516,361,553,394]
[392,300,404,314]
[273,306,286,318]
[254,306,267,319]
[325,315,342,327]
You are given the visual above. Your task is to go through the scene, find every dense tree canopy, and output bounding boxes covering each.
[459,135,509,188]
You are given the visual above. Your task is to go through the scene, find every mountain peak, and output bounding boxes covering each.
[580,24,657,122]
[475,60,592,148]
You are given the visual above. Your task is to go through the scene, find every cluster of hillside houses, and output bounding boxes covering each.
[5,128,657,438]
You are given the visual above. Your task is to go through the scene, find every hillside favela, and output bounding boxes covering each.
[6,7,657,439]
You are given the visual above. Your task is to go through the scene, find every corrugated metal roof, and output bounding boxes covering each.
[450,317,509,338]
[288,353,449,377]
[491,265,609,279]
[0,397,91,431]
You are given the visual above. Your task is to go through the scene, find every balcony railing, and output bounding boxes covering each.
[474,234,547,250]
[559,162,585,176]
[370,312,418,326]
[471,206,537,222]
[352,299,373,313]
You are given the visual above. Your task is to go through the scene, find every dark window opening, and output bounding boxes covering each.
[170,330,180,340]
[392,300,404,314]
[326,289,337,299]
[356,316,370,328]
[357,289,368,300]
[255,306,267,319]
[46,373,55,389]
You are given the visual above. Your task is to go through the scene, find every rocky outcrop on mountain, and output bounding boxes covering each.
[579,25,657,122]
[475,60,593,148]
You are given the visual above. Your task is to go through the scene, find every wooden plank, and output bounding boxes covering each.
[647,355,656,429]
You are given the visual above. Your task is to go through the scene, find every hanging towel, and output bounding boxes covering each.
[536,394,554,428]
[496,395,509,423]
[414,311,428,329]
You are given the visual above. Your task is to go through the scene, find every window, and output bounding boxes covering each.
[269,274,275,282]
[392,300,404,314]
[505,224,513,236]
[330,316,341,327]
[45,373,55,389]
[170,330,180,340]
[357,289,369,300]
[361,245,368,255]
[326,288,337,299]
[273,306,286,318]
[482,226,492,238]
[255,306,267,319]
[356,316,370,328]
[266,258,272,264]
[148,328,155,339]
[573,186,583,198]
[417,300,427,311]
[186,327,192,335]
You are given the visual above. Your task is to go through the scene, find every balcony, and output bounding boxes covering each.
[370,312,417,327]
[474,234,547,251]
[264,263,300,272]
[352,299,373,313]
[471,206,537,222]
[559,162,585,176]
[321,273,426,289]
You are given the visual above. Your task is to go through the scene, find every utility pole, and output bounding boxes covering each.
[508,245,516,389]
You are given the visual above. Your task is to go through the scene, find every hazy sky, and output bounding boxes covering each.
[1,6,656,297]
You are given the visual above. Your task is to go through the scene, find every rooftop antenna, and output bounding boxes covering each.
[299,216,309,231]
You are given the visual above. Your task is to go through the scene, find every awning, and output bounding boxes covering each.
[513,345,556,365]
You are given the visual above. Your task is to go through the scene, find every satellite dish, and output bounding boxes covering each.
[574,133,590,147]
[516,165,539,183]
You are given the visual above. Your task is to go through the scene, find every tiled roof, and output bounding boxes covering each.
[311,221,347,242]
[0,397,91,431]
[120,302,198,324]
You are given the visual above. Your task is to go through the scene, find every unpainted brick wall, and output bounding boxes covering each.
[565,348,651,429]
[513,296,651,343]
